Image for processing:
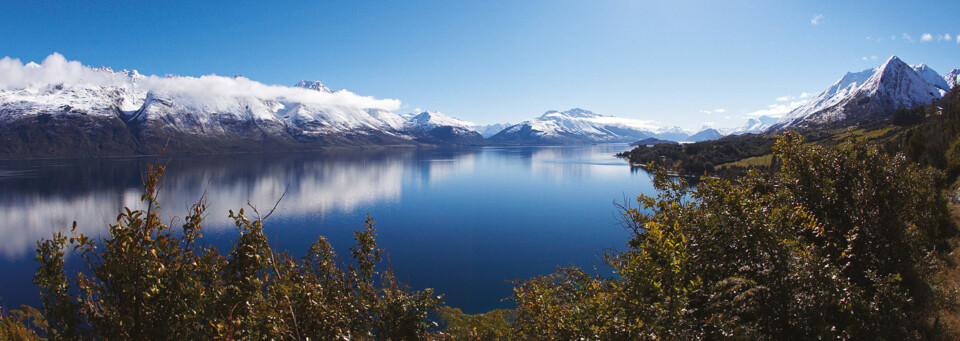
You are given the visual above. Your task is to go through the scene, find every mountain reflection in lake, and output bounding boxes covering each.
[0,144,654,314]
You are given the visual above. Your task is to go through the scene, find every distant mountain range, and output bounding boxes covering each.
[0,54,726,158]
[767,56,957,132]
[486,108,720,145]
[5,53,952,159]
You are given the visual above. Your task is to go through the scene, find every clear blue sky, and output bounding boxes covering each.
[1,0,957,129]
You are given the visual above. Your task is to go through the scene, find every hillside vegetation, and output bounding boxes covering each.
[0,129,957,339]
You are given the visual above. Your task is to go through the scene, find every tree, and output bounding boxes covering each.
[513,131,956,339]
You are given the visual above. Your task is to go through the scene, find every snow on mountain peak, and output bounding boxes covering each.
[768,55,945,131]
[946,69,960,89]
[539,108,599,119]
[488,107,694,144]
[403,111,476,131]
[294,80,333,93]
[911,63,949,90]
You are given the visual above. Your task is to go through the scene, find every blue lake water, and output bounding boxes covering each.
[0,144,654,314]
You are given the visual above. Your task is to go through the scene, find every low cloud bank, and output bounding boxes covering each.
[0,53,401,111]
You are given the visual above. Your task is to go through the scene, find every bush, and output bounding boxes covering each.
[514,132,957,339]
[33,160,441,340]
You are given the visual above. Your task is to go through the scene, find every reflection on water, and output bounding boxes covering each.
[1,150,432,259]
[0,144,653,314]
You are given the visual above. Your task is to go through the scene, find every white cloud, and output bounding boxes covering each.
[746,101,805,118]
[957,35,960,44]
[811,14,823,25]
[745,93,810,118]
[0,53,402,111]
[699,108,726,114]
[861,55,878,61]
[902,33,914,42]
[921,33,933,42]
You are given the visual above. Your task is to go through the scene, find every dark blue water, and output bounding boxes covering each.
[0,144,653,314]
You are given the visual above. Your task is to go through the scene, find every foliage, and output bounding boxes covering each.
[514,132,957,339]
[32,159,441,340]
[617,133,777,175]
[0,304,46,340]
[436,307,515,340]
[889,86,960,181]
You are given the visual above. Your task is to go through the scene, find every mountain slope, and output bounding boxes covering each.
[946,69,960,89]
[0,54,437,157]
[768,56,945,131]
[400,111,483,145]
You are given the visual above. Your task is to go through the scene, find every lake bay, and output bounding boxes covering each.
[0,144,653,314]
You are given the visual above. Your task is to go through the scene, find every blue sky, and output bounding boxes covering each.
[1,0,957,129]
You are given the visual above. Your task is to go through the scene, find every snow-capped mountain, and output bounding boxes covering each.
[946,69,960,89]
[0,53,450,157]
[728,116,779,135]
[688,128,722,142]
[400,111,483,145]
[402,111,476,131]
[912,64,950,91]
[767,56,949,131]
[294,80,334,93]
[476,123,511,138]
[486,108,711,145]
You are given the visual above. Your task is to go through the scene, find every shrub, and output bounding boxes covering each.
[33,159,441,340]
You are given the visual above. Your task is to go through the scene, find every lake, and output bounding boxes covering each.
[0,144,655,314]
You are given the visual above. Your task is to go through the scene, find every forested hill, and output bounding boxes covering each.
[618,85,960,179]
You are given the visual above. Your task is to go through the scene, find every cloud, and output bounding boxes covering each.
[745,93,810,118]
[746,101,805,118]
[957,35,960,44]
[861,55,878,61]
[699,108,726,114]
[901,33,914,42]
[939,33,952,41]
[811,14,823,25]
[921,33,933,42]
[0,53,402,111]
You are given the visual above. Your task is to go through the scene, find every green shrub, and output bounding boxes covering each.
[33,160,441,340]
[514,132,957,339]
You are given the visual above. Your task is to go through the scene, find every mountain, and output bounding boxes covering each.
[294,80,334,93]
[401,111,483,145]
[767,56,947,131]
[688,128,723,142]
[402,111,475,131]
[631,137,678,146]
[486,108,702,145]
[476,123,511,138]
[729,116,779,135]
[946,69,960,89]
[912,64,950,91]
[0,54,455,158]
